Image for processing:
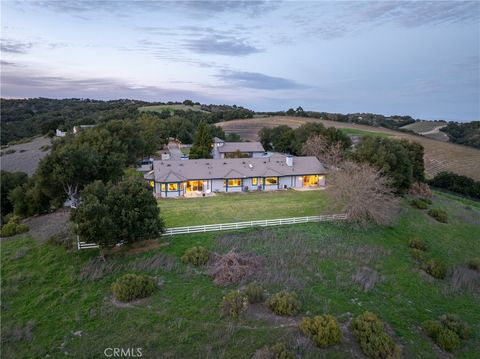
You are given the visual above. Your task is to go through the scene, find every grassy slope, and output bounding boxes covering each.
[158,190,330,227]
[1,192,479,358]
[339,128,391,138]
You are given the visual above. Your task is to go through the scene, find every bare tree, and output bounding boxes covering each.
[302,135,344,168]
[327,161,400,226]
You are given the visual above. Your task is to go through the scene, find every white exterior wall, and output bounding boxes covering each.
[211,179,225,192]
[278,176,292,189]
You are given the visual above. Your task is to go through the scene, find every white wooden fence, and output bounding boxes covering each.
[77,213,347,250]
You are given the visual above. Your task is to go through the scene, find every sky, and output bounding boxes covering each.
[1,1,479,121]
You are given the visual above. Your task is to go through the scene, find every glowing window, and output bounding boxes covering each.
[149,181,155,188]
[265,177,278,185]
[168,183,178,191]
[228,179,241,187]
[252,178,258,186]
[161,184,166,191]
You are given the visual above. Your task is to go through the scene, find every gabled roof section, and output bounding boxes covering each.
[148,155,326,183]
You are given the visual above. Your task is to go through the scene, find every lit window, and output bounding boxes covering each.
[161,184,166,191]
[252,178,257,186]
[260,178,264,185]
[168,183,178,191]
[265,177,278,185]
[149,181,155,188]
[228,179,241,187]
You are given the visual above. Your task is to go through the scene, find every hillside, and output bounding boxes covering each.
[2,192,479,358]
[217,117,480,181]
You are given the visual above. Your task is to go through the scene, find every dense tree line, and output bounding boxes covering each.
[429,172,480,199]
[440,121,480,149]
[0,98,253,145]
[258,123,351,155]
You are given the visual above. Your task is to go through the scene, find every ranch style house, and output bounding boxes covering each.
[145,153,326,198]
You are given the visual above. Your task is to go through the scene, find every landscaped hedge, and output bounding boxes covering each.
[429,171,480,199]
[111,274,156,302]
[299,314,342,348]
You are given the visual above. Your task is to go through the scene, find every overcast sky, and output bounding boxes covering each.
[1,1,479,121]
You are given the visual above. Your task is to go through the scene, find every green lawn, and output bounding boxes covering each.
[340,127,392,138]
[158,189,330,227]
[1,192,479,358]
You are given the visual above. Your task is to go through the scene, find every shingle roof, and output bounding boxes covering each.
[217,141,265,153]
[150,154,326,182]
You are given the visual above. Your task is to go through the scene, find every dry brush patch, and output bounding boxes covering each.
[207,250,263,286]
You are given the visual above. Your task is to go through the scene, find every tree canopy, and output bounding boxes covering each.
[189,121,213,159]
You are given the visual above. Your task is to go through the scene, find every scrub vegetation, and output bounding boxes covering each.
[1,192,479,358]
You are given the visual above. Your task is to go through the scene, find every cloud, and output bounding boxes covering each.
[216,70,307,90]
[0,67,213,102]
[1,39,33,53]
[186,34,262,56]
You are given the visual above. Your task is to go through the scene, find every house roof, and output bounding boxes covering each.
[217,141,265,153]
[149,154,326,182]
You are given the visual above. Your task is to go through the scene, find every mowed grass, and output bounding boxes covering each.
[138,104,208,113]
[1,192,480,358]
[158,189,329,227]
[217,116,480,180]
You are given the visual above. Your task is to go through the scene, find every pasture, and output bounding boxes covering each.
[1,192,479,358]
[158,189,330,228]
[138,104,208,113]
[217,116,480,180]
[0,136,51,176]
[400,121,447,134]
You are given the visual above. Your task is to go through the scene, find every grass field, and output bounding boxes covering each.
[217,116,480,180]
[0,136,51,176]
[159,190,329,227]
[2,192,479,358]
[138,104,208,113]
[339,128,391,138]
[400,121,447,134]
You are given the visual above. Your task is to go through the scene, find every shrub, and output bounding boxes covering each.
[439,314,471,340]
[423,259,447,279]
[436,328,460,352]
[266,291,300,316]
[181,246,209,266]
[351,311,400,359]
[208,250,262,285]
[427,208,448,223]
[410,249,427,262]
[409,181,433,200]
[422,320,443,339]
[410,199,428,209]
[221,290,248,318]
[242,282,265,303]
[0,217,29,237]
[253,342,295,359]
[408,238,427,251]
[111,274,156,302]
[467,258,480,271]
[299,314,342,347]
[429,171,480,200]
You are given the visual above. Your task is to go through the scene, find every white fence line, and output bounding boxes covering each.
[77,213,347,250]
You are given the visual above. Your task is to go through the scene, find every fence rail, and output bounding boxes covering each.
[77,213,347,250]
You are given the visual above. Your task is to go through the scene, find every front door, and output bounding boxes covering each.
[186,180,204,192]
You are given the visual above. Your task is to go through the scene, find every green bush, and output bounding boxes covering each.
[422,259,447,279]
[181,246,209,266]
[410,199,429,209]
[408,238,427,251]
[266,291,300,316]
[0,216,29,237]
[422,320,442,339]
[242,282,265,304]
[351,311,400,359]
[468,258,480,271]
[439,314,471,340]
[299,314,342,348]
[410,249,427,262]
[436,328,460,352]
[221,290,248,318]
[427,208,448,223]
[111,274,156,302]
